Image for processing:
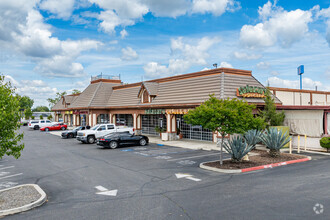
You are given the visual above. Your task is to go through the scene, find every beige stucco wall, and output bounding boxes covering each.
[275,91,294,105]
[312,93,327,105]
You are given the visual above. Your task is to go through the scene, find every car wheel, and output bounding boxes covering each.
[68,133,73,138]
[61,127,66,131]
[87,136,95,144]
[139,138,147,146]
[34,125,39,130]
[45,128,49,132]
[109,141,118,149]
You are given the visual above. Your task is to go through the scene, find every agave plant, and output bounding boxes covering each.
[223,135,254,162]
[244,129,263,149]
[260,128,290,157]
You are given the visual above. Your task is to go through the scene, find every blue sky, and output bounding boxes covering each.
[1,0,330,107]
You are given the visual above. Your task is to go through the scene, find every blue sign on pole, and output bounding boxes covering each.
[297,65,304,75]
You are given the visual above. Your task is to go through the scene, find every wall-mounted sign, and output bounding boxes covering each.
[65,111,73,114]
[166,109,189,115]
[236,85,266,98]
[144,109,166,115]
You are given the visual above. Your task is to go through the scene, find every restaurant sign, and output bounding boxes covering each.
[144,109,166,115]
[236,85,266,98]
[165,109,189,115]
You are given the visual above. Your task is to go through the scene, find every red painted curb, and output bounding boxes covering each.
[241,157,310,173]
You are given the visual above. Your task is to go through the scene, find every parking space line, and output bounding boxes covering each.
[0,166,14,170]
[0,173,23,180]
[167,153,220,161]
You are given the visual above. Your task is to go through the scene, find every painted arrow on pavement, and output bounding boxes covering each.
[175,173,201,182]
[95,185,118,196]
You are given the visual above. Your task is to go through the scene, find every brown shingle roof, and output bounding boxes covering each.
[52,97,66,110]
[107,86,141,107]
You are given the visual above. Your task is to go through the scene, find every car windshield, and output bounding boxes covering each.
[73,127,81,131]
[91,125,99,130]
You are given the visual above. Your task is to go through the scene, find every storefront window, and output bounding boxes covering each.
[176,115,212,141]
[97,114,109,124]
[142,114,167,135]
[116,114,133,127]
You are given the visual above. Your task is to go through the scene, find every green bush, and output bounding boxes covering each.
[39,115,43,119]
[320,137,330,152]
[260,128,290,157]
[223,135,254,162]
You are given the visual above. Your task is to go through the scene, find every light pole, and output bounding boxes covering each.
[297,65,304,105]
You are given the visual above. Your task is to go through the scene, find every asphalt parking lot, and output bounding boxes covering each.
[2,127,330,219]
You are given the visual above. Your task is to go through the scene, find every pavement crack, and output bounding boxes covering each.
[162,193,193,220]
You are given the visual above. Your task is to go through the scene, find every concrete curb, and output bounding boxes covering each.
[200,156,312,174]
[0,184,47,217]
[282,149,330,156]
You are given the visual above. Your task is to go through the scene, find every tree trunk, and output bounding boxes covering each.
[220,133,225,165]
[269,149,280,157]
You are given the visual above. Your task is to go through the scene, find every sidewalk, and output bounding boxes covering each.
[147,136,220,151]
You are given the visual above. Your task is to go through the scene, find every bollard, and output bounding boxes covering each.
[298,135,300,154]
[304,134,307,151]
[289,136,292,154]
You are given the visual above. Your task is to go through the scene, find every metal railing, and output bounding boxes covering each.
[91,74,120,81]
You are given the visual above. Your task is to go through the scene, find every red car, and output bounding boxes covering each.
[40,123,67,131]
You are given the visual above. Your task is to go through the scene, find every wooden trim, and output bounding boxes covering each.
[269,87,330,95]
[112,68,251,90]
[91,79,122,84]
[310,92,313,105]
[276,105,330,110]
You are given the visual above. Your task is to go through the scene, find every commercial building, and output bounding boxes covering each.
[52,68,280,142]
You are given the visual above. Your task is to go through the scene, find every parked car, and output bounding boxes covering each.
[40,123,67,131]
[76,124,134,144]
[97,132,149,149]
[28,120,55,130]
[20,119,29,126]
[61,126,88,138]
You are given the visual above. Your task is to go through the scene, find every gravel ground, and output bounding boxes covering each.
[0,186,41,211]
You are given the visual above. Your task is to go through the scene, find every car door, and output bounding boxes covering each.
[40,120,46,128]
[96,125,106,138]
[46,120,52,127]
[106,125,115,135]
[119,133,134,145]
[52,124,60,130]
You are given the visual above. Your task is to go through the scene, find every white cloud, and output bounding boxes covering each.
[39,0,75,19]
[256,61,270,69]
[233,51,262,60]
[192,0,240,16]
[240,1,314,48]
[317,7,330,46]
[266,76,323,90]
[4,75,58,107]
[89,0,239,35]
[0,1,101,78]
[120,29,128,39]
[219,61,233,68]
[121,47,139,61]
[144,36,220,78]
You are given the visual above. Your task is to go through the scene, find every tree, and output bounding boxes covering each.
[32,106,50,112]
[71,89,81,95]
[262,89,285,126]
[184,95,266,165]
[47,91,67,108]
[47,115,53,120]
[17,95,34,110]
[24,108,32,120]
[0,75,24,159]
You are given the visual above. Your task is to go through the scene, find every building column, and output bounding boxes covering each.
[109,113,112,123]
[63,113,66,123]
[166,114,177,141]
[93,113,97,126]
[112,114,116,125]
[88,114,92,126]
[73,114,76,126]
[325,112,329,135]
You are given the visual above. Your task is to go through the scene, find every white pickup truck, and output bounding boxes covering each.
[76,124,134,144]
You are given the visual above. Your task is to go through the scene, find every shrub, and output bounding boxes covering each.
[260,128,290,157]
[47,115,53,120]
[244,129,263,149]
[223,135,254,162]
[39,115,43,119]
[31,116,35,119]
[320,137,330,152]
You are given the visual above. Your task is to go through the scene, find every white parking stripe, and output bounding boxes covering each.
[0,166,14,170]
[167,153,219,161]
[0,173,23,180]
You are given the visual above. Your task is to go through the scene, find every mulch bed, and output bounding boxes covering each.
[204,149,307,170]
